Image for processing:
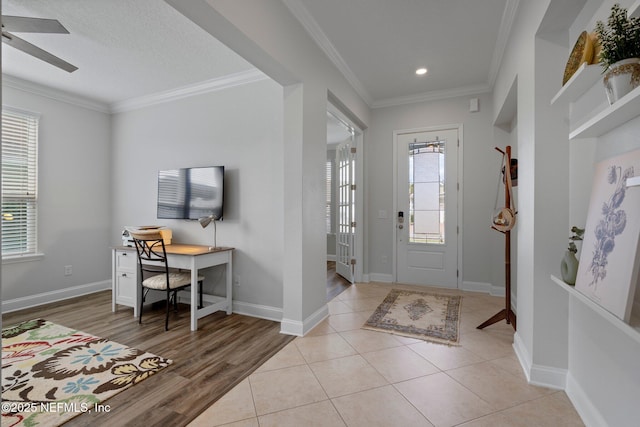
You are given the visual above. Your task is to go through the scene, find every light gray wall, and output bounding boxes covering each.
[2,85,112,301]
[110,79,284,310]
[562,2,640,424]
[366,92,501,288]
[567,116,640,427]
[166,0,372,333]
[493,0,640,425]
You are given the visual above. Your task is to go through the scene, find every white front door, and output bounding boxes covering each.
[395,127,459,288]
[335,138,355,283]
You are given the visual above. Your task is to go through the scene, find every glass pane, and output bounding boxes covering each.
[413,210,440,234]
[409,140,445,244]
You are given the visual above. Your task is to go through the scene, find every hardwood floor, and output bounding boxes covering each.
[2,291,294,426]
[327,261,351,301]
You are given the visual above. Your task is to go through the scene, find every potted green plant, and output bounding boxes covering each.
[595,3,640,104]
[561,226,584,285]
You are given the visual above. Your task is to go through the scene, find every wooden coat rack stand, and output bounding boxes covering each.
[477,146,517,331]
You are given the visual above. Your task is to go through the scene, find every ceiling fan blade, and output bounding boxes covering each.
[2,32,77,72]
[2,15,69,34]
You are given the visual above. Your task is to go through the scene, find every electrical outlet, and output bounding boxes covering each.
[233,275,240,286]
[381,255,388,263]
[64,265,73,276]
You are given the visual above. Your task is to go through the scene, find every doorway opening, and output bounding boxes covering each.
[326,105,363,299]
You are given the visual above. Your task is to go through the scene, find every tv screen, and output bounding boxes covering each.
[157,166,224,220]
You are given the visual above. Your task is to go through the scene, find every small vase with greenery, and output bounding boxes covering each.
[567,226,584,254]
[594,4,640,103]
[561,226,584,286]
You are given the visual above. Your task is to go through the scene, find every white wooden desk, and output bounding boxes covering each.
[112,244,233,331]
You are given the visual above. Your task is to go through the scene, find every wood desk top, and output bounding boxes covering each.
[115,244,233,256]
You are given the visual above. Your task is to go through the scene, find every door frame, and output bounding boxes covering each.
[328,104,364,283]
[392,124,464,287]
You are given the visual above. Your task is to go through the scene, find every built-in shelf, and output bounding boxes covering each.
[569,85,640,139]
[551,274,640,344]
[550,63,602,106]
[555,0,640,138]
[628,176,640,187]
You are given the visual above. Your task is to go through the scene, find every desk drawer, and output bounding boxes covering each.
[115,250,136,272]
[115,271,136,307]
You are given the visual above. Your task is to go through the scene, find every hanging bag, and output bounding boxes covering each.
[491,153,517,232]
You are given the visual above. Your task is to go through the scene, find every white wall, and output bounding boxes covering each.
[491,119,519,301]
[367,93,502,290]
[111,79,285,313]
[167,0,372,334]
[565,4,640,421]
[494,0,640,425]
[493,0,575,383]
[2,84,112,307]
[495,0,548,371]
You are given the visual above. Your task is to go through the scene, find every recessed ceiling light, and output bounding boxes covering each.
[416,68,428,75]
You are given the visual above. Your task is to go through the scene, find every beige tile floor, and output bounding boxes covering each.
[189,282,585,427]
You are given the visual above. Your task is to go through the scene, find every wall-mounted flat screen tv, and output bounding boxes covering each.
[157,166,224,220]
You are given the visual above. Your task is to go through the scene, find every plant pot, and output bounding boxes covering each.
[603,58,640,105]
[560,250,579,286]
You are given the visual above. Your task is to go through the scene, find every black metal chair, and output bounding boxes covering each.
[130,231,203,331]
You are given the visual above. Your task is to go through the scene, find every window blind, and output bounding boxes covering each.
[2,108,38,257]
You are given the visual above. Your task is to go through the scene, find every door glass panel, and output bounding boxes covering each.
[409,139,445,244]
[337,144,354,270]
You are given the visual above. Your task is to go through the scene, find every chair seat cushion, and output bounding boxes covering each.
[142,272,204,290]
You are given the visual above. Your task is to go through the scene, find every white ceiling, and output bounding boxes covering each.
[287,0,513,107]
[2,0,515,110]
[1,0,254,106]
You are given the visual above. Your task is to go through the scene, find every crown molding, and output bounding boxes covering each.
[282,0,373,107]
[3,70,268,115]
[2,74,111,114]
[110,69,268,113]
[372,84,491,109]
[284,0,518,110]
[487,0,520,88]
[5,1,518,114]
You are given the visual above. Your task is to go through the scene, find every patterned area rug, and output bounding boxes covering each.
[363,289,462,345]
[1,319,172,427]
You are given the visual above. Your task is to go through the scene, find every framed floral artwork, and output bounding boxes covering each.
[575,149,640,322]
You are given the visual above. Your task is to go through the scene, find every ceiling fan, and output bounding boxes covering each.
[2,15,78,73]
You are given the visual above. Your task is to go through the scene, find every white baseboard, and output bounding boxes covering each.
[281,303,329,336]
[512,332,532,382]
[462,281,506,297]
[326,255,336,262]
[176,292,283,323]
[566,372,608,427]
[280,318,304,336]
[2,280,111,313]
[513,331,567,390]
[529,364,566,390]
[232,301,282,322]
[368,273,393,283]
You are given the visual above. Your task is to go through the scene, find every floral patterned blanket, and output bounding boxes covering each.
[1,319,172,427]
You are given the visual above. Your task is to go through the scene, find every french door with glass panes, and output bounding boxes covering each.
[335,138,355,283]
[395,127,459,287]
